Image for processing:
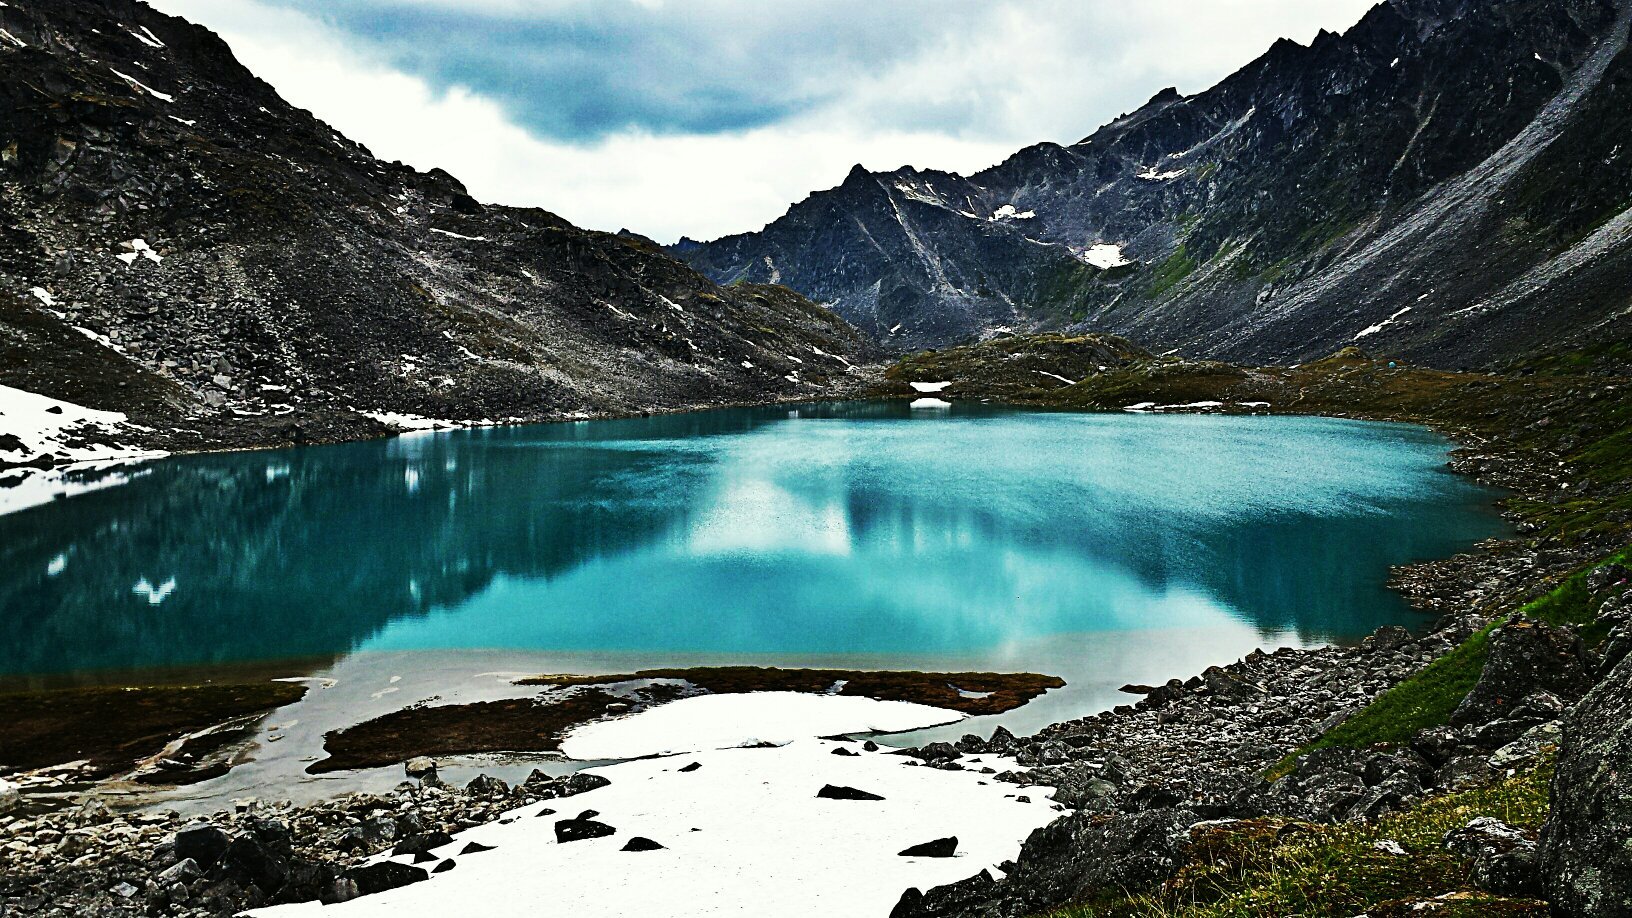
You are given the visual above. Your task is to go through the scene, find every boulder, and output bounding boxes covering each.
[554,818,616,843]
[890,809,1197,917]
[464,774,509,797]
[898,837,958,858]
[403,757,438,779]
[621,837,665,852]
[432,859,457,874]
[1452,619,1592,728]
[0,780,18,815]
[817,785,884,801]
[322,863,427,904]
[391,831,453,857]
[1540,648,1632,917]
[174,824,232,869]
[1444,817,1539,898]
[563,772,611,794]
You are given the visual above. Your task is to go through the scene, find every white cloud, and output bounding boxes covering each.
[148,0,1375,242]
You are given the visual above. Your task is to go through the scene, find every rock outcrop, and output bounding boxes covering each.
[1541,645,1632,917]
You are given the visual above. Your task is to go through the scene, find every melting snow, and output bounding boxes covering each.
[909,381,951,393]
[1354,306,1412,340]
[990,204,1036,221]
[109,68,174,102]
[361,411,461,432]
[28,287,56,307]
[429,228,489,243]
[1137,167,1187,182]
[1080,243,1131,269]
[1035,370,1076,386]
[561,693,963,761]
[125,26,164,48]
[249,740,1056,918]
[0,28,25,48]
[116,238,162,265]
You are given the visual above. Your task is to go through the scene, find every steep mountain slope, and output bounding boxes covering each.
[0,0,872,458]
[675,0,1632,367]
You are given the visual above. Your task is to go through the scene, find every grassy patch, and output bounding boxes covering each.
[1148,246,1198,297]
[0,682,307,777]
[1042,762,1553,918]
[1265,621,1499,781]
[310,689,620,773]
[518,667,1065,716]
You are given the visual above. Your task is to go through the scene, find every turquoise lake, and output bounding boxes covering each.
[0,401,1504,681]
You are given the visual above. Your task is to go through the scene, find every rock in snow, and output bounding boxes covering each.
[247,740,1055,918]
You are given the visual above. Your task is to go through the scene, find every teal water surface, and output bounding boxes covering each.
[0,402,1504,676]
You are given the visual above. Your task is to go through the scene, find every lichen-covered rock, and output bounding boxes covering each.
[1540,650,1632,917]
[1452,619,1592,728]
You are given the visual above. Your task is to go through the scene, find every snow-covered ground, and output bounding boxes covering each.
[560,692,965,760]
[0,384,166,515]
[251,739,1057,918]
[1080,243,1131,269]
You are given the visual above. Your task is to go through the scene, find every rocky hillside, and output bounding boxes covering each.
[675,0,1632,368]
[0,0,873,457]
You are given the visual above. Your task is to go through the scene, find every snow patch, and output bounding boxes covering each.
[28,287,56,307]
[560,692,963,760]
[0,385,166,516]
[361,411,461,432]
[116,238,162,265]
[1079,243,1131,269]
[108,68,174,102]
[125,26,164,48]
[1137,167,1187,182]
[428,228,489,243]
[1354,306,1412,340]
[990,204,1036,221]
[909,381,951,393]
[250,740,1055,918]
[0,28,25,48]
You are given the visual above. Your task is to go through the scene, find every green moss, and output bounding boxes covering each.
[1266,620,1499,781]
[1042,762,1553,917]
[1148,246,1197,297]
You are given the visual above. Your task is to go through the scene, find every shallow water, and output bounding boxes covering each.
[0,401,1505,800]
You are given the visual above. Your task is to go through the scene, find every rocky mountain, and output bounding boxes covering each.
[0,0,873,455]
[674,0,1632,368]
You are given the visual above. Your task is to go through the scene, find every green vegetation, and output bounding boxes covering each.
[1266,621,1499,781]
[1147,246,1198,297]
[1042,762,1553,917]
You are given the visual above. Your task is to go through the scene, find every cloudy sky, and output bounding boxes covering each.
[147,0,1377,242]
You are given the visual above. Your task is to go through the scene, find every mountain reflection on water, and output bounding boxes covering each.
[0,402,1505,676]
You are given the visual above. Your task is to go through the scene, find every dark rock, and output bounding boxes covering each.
[832,747,859,757]
[621,837,665,852]
[1362,625,1413,652]
[898,837,958,858]
[432,859,456,874]
[391,831,454,857]
[563,773,611,794]
[1452,619,1592,727]
[322,862,427,904]
[464,774,509,797]
[817,785,885,801]
[174,825,232,868]
[554,819,616,843]
[459,841,495,854]
[1541,648,1632,917]
[889,870,996,918]
[411,851,436,864]
[1446,817,1540,898]
[678,762,702,773]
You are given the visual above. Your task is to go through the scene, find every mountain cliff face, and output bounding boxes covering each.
[0,0,873,452]
[675,0,1632,368]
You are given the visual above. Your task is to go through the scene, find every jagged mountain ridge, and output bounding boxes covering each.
[0,0,873,453]
[674,0,1632,367]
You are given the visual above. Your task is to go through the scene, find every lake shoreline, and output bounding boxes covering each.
[3,346,1623,916]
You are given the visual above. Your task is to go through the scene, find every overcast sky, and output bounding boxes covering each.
[147,0,1378,242]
